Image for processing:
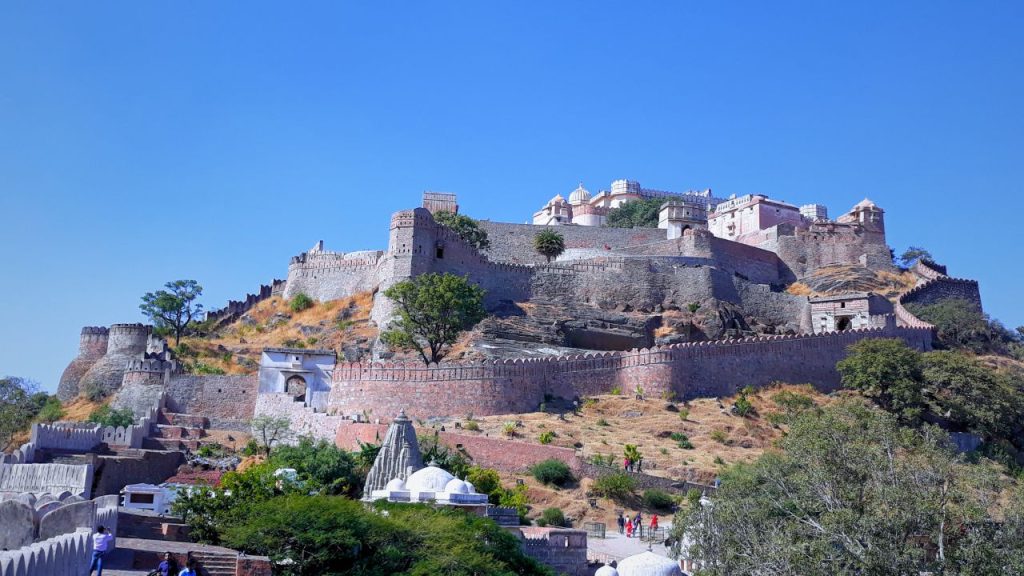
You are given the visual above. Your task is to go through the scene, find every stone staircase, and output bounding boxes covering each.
[142,411,210,452]
[191,549,239,576]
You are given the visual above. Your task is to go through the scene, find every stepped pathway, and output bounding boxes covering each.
[101,536,243,576]
[143,410,211,452]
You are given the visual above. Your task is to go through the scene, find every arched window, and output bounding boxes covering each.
[285,375,307,402]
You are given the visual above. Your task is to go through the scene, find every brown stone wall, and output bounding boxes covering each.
[435,431,583,473]
[326,321,932,420]
[165,374,258,430]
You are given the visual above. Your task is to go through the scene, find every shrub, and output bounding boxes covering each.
[466,466,502,503]
[710,428,728,444]
[643,489,675,511]
[713,455,726,465]
[734,395,754,417]
[678,439,695,449]
[591,473,636,500]
[88,406,135,428]
[497,483,531,523]
[190,361,227,375]
[596,418,609,427]
[289,293,314,312]
[678,408,690,421]
[82,381,108,402]
[536,507,567,527]
[687,302,702,313]
[670,432,688,442]
[35,397,64,423]
[463,420,480,431]
[538,431,556,445]
[530,459,574,487]
[686,488,702,507]
[610,386,622,396]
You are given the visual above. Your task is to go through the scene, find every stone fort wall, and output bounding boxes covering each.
[283,249,386,302]
[324,318,933,420]
[164,374,259,430]
[479,221,668,265]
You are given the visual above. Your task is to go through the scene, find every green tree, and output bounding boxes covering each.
[606,197,664,228]
[466,466,502,504]
[382,273,487,364]
[921,351,1024,439]
[88,406,135,428]
[906,299,1005,353]
[836,338,924,423]
[899,246,933,268]
[35,396,64,423]
[533,229,565,263]
[529,459,574,487]
[670,400,1011,575]
[250,415,292,455]
[139,279,204,345]
[268,437,363,497]
[0,377,43,450]
[623,443,642,464]
[433,210,491,250]
[591,472,636,501]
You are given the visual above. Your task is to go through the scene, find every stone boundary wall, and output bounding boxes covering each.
[327,318,933,419]
[284,249,385,301]
[32,405,157,451]
[165,374,259,430]
[205,279,287,326]
[0,443,36,465]
[895,263,981,330]
[478,221,667,265]
[0,528,93,576]
[518,528,588,576]
[0,464,94,497]
[578,462,715,494]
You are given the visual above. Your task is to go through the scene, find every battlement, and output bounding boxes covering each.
[205,279,287,326]
[109,323,150,334]
[80,326,109,336]
[124,358,173,373]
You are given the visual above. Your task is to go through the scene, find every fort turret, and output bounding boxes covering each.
[77,323,151,400]
[56,326,110,401]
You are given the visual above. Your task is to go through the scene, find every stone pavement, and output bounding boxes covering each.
[586,521,675,564]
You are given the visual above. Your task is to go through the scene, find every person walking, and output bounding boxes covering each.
[178,558,199,576]
[650,514,659,533]
[87,525,114,576]
[616,512,626,534]
[148,551,179,576]
[634,512,643,539]
[623,458,631,472]
[625,518,634,538]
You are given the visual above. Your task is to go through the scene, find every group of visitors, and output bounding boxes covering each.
[623,457,643,472]
[86,525,198,576]
[616,511,658,539]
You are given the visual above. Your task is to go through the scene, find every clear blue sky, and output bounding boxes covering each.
[2,2,1022,393]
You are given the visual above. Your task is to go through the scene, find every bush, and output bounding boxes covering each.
[35,397,64,423]
[536,507,567,527]
[497,484,531,523]
[597,418,609,427]
[289,292,314,312]
[592,473,636,501]
[643,489,675,511]
[710,428,728,444]
[466,466,502,504]
[88,406,135,428]
[677,439,695,450]
[610,386,622,396]
[678,408,690,421]
[670,432,688,442]
[189,361,227,375]
[530,459,574,487]
[734,394,754,417]
[82,381,109,402]
[686,488,702,507]
[538,431,556,445]
[463,420,480,431]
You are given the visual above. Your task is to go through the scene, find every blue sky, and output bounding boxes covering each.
[1,2,1022,393]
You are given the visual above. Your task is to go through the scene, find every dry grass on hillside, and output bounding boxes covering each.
[463,384,832,485]
[175,292,377,374]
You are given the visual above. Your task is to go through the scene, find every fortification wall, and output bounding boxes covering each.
[622,232,782,286]
[283,250,385,301]
[763,224,891,280]
[78,324,151,399]
[206,279,286,326]
[326,320,931,419]
[0,528,93,576]
[165,374,258,430]
[518,529,588,576]
[436,431,582,473]
[0,464,94,498]
[900,276,982,311]
[479,221,667,265]
[57,327,109,401]
[254,393,345,440]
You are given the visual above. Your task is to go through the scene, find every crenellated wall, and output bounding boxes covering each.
[0,464,94,498]
[0,528,93,576]
[283,249,385,302]
[478,221,668,265]
[325,318,933,420]
[205,279,287,326]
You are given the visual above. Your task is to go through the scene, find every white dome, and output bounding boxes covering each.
[595,565,619,576]
[617,551,682,576]
[405,466,456,493]
[464,480,476,493]
[568,183,591,205]
[444,479,470,494]
[384,478,407,492]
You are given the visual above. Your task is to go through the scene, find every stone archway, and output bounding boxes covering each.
[285,375,307,402]
[836,316,853,331]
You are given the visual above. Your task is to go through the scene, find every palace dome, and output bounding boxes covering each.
[617,551,682,576]
[594,565,619,576]
[568,183,592,205]
[405,465,455,493]
[444,478,470,494]
[384,478,406,492]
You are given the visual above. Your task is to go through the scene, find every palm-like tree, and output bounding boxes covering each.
[534,229,566,263]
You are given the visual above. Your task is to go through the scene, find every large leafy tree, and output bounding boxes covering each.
[139,279,204,345]
[836,338,924,423]
[670,401,1020,575]
[382,273,487,364]
[0,376,46,450]
[921,351,1024,440]
[899,246,933,268]
[606,197,664,228]
[533,229,565,263]
[269,437,362,498]
[433,210,491,250]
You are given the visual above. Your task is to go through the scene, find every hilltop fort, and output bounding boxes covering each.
[52,179,979,440]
